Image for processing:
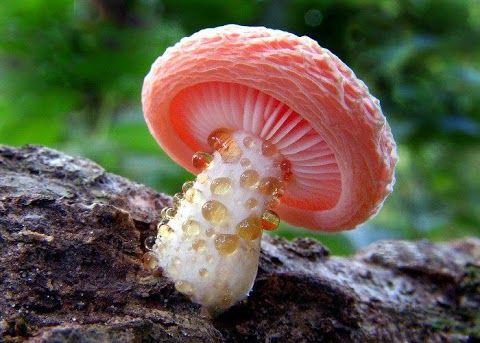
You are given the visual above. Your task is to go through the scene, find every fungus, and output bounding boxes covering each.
[141,25,397,314]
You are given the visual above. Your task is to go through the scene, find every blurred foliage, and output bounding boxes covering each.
[0,0,478,255]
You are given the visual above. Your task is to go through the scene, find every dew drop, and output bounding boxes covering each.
[144,236,156,250]
[202,200,229,225]
[142,252,157,270]
[192,152,213,171]
[161,207,176,220]
[214,234,240,255]
[175,280,193,295]
[199,268,209,278]
[158,224,174,238]
[157,219,168,228]
[244,198,258,209]
[208,128,242,163]
[173,192,184,207]
[236,217,262,241]
[182,180,195,193]
[243,136,255,149]
[240,158,251,168]
[240,169,260,189]
[262,140,278,157]
[207,128,231,150]
[210,177,232,195]
[185,188,202,203]
[192,239,207,252]
[258,177,285,197]
[182,219,201,237]
[261,210,280,231]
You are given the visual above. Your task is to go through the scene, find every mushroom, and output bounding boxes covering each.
[141,25,397,314]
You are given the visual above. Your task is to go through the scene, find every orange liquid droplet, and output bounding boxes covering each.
[240,169,260,189]
[202,200,229,225]
[192,152,213,171]
[210,177,233,195]
[208,128,242,162]
[214,234,240,255]
[244,198,258,209]
[192,239,207,252]
[261,210,280,231]
[236,217,262,240]
[208,128,231,150]
[262,140,278,157]
[258,177,285,197]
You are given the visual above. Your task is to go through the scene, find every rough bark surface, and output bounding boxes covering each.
[0,145,479,343]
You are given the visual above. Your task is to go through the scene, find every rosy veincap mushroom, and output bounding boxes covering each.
[141,25,397,313]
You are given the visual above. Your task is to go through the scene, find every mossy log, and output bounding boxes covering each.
[0,145,479,342]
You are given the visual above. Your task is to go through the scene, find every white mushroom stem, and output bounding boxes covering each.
[151,131,283,313]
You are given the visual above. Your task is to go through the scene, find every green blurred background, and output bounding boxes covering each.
[1,0,479,255]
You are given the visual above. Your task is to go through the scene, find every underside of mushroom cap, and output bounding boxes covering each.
[142,24,397,231]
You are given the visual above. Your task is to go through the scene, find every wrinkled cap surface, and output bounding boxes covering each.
[142,24,397,231]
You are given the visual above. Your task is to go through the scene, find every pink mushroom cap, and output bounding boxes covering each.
[142,25,397,232]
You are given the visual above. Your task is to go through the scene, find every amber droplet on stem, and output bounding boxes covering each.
[208,128,242,162]
[236,217,262,240]
[185,188,202,203]
[202,200,229,225]
[182,219,201,237]
[258,177,285,197]
[173,192,184,207]
[240,169,260,189]
[210,177,232,195]
[261,210,280,231]
[158,224,174,238]
[182,180,194,193]
[262,140,277,157]
[192,239,207,252]
[192,152,213,171]
[214,234,240,255]
[161,207,177,219]
[208,128,231,150]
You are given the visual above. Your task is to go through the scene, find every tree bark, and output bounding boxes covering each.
[0,145,479,342]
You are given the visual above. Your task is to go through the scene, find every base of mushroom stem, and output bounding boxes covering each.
[143,129,290,312]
